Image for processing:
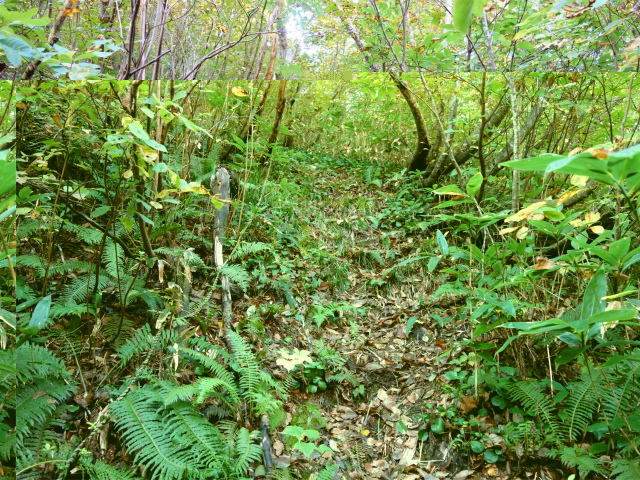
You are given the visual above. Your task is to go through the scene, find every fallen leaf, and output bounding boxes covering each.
[457,395,477,414]
[532,257,556,270]
[585,211,601,223]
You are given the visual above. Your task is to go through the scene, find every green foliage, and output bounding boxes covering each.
[560,446,606,478]
[507,381,564,444]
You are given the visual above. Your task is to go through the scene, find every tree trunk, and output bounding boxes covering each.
[419,99,510,188]
[264,80,287,161]
[389,71,431,172]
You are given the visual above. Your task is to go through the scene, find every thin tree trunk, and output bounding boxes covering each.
[252,0,284,80]
[264,36,279,80]
[21,0,75,80]
[507,73,521,216]
[263,80,287,161]
[389,70,430,171]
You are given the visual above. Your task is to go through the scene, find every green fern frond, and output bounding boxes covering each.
[508,381,565,443]
[228,241,272,262]
[103,239,125,279]
[559,446,605,478]
[220,263,251,292]
[65,222,104,245]
[16,255,47,277]
[564,375,599,442]
[175,347,236,388]
[16,343,72,384]
[48,259,92,275]
[317,463,339,480]
[61,273,110,304]
[110,386,199,480]
[50,301,90,320]
[16,381,75,444]
[233,427,262,477]
[117,323,183,365]
[611,458,640,480]
[78,459,142,480]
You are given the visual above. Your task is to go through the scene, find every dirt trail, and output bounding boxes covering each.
[241,160,479,479]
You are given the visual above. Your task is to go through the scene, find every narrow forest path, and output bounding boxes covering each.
[223,154,495,480]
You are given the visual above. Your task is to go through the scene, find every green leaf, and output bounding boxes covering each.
[282,425,304,441]
[396,420,408,434]
[120,217,133,231]
[546,153,613,185]
[29,295,51,330]
[0,34,36,67]
[427,256,441,272]
[555,346,588,365]
[503,154,563,171]
[608,237,630,263]
[436,230,449,255]
[484,450,500,463]
[543,210,565,221]
[153,162,169,173]
[406,316,418,336]
[453,0,474,32]
[293,441,318,458]
[431,417,445,434]
[587,309,637,325]
[140,106,155,118]
[581,267,606,319]
[466,172,483,197]
[470,440,485,453]
[144,138,168,152]
[128,122,150,141]
[138,212,154,226]
[433,184,467,196]
[90,206,111,218]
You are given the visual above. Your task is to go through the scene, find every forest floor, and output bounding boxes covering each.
[191,153,554,480]
[39,152,563,480]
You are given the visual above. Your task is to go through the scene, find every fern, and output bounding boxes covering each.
[559,446,605,478]
[12,344,76,473]
[317,464,339,480]
[611,459,640,480]
[508,380,565,444]
[563,375,599,441]
[117,323,185,365]
[110,385,200,480]
[110,382,261,480]
[78,459,142,480]
[228,241,272,262]
[61,273,111,304]
[220,263,251,292]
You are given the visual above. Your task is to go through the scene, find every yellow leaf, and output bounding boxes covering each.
[231,86,249,97]
[361,429,370,437]
[516,226,529,239]
[590,225,604,234]
[137,144,158,163]
[123,169,133,179]
[499,226,519,235]
[504,201,547,223]
[52,114,63,127]
[570,219,585,227]
[570,175,588,187]
[556,188,583,206]
[585,211,601,223]
[567,147,582,156]
[149,201,163,210]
